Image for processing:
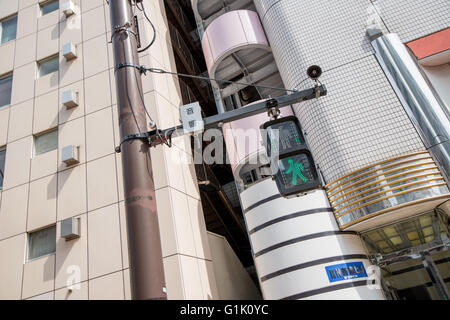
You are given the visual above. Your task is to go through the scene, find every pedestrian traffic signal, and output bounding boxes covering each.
[262,116,321,197]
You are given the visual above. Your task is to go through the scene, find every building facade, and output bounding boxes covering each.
[193,0,450,300]
[0,0,260,300]
[0,0,449,301]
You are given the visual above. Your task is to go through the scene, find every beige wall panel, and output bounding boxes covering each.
[163,255,184,300]
[58,116,85,168]
[0,0,18,20]
[8,99,33,143]
[14,33,37,68]
[0,42,15,76]
[84,70,111,115]
[55,281,88,300]
[30,149,58,181]
[55,213,88,289]
[57,164,87,220]
[0,233,26,299]
[17,4,38,39]
[36,25,59,61]
[81,5,105,42]
[58,80,85,124]
[22,254,55,299]
[83,35,108,78]
[35,70,59,97]
[11,62,35,105]
[33,89,58,134]
[0,107,9,146]
[59,44,84,88]
[89,270,124,300]
[87,203,122,278]
[37,6,59,31]
[86,153,117,211]
[2,136,31,190]
[208,233,261,300]
[27,174,57,231]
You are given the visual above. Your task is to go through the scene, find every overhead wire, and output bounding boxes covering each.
[144,67,302,94]
[107,0,314,149]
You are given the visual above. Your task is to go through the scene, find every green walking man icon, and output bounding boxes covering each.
[285,157,309,185]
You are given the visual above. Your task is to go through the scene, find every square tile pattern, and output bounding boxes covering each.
[253,0,444,182]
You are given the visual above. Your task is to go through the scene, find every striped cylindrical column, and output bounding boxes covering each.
[240,178,385,300]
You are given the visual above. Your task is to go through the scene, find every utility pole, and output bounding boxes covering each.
[108,0,166,300]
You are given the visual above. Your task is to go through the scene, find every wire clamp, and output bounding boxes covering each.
[115,132,149,153]
[115,63,147,74]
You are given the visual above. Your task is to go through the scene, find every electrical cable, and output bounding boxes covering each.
[107,0,316,149]
[108,0,171,148]
[130,1,172,147]
[144,67,301,93]
[135,0,157,53]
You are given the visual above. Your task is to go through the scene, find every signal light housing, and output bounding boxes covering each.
[262,116,321,197]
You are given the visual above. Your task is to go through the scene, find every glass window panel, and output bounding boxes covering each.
[38,56,59,77]
[0,148,5,189]
[422,226,434,237]
[368,232,382,242]
[420,215,432,227]
[34,130,58,156]
[390,236,402,245]
[1,16,17,44]
[407,231,419,240]
[28,225,56,260]
[384,226,397,237]
[0,74,12,107]
[376,240,388,249]
[41,0,59,16]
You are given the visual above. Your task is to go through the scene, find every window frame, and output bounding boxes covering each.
[0,146,6,190]
[33,128,58,157]
[0,14,18,45]
[37,54,59,78]
[40,0,60,17]
[0,72,13,109]
[27,224,57,262]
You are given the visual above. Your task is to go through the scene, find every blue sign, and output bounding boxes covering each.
[325,262,367,283]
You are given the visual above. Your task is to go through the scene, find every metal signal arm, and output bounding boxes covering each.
[146,84,327,147]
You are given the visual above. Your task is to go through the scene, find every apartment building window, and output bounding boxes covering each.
[0,15,17,44]
[37,55,59,78]
[28,225,56,260]
[40,0,59,16]
[34,129,58,156]
[0,147,5,190]
[0,73,12,108]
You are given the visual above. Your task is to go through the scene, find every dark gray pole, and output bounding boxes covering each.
[108,0,167,300]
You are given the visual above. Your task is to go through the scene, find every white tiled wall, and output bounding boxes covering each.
[253,0,441,182]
